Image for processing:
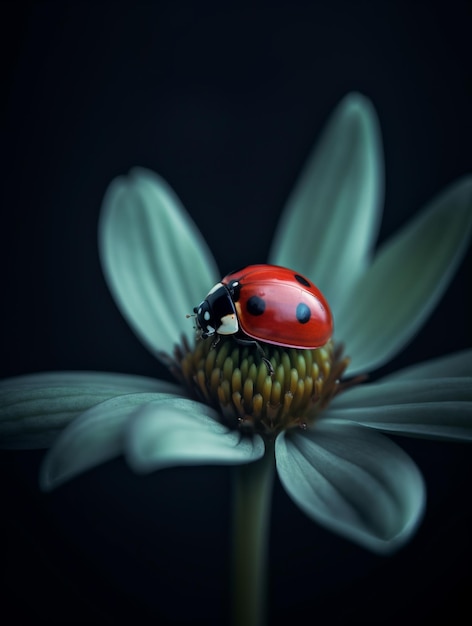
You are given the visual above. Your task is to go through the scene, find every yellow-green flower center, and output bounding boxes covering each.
[172,336,350,437]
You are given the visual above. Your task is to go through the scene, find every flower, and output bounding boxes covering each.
[1,93,471,557]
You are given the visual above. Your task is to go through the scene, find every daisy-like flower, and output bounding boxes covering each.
[1,93,471,626]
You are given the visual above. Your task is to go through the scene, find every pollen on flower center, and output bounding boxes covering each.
[170,337,350,436]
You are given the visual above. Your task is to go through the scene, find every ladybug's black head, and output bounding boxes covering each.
[193,299,215,339]
[193,283,239,339]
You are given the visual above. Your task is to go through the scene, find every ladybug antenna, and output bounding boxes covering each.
[186,312,199,334]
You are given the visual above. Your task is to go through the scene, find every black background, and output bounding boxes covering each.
[1,2,471,625]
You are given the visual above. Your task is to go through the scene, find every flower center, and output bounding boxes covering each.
[171,337,350,437]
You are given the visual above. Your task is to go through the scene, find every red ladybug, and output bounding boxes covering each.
[193,265,333,353]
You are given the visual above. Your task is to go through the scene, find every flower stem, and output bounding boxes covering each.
[231,439,275,626]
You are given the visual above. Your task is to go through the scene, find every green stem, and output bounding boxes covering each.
[231,439,275,626]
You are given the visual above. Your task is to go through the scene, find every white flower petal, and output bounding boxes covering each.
[125,398,265,473]
[336,177,472,375]
[39,392,180,491]
[99,168,220,359]
[0,371,181,449]
[382,349,472,381]
[276,420,425,553]
[269,93,384,312]
[329,377,472,441]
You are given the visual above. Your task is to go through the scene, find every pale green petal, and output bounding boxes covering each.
[126,398,265,473]
[328,377,472,440]
[336,177,472,375]
[276,420,425,553]
[0,371,182,449]
[269,93,384,312]
[40,392,180,491]
[99,168,219,360]
[382,349,472,381]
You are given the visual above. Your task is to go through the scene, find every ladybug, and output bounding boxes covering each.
[192,265,333,368]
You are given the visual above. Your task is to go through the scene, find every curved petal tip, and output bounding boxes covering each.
[99,167,219,360]
[269,91,384,312]
[276,421,426,554]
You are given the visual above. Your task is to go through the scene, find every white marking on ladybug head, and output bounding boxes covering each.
[217,314,239,335]
[204,311,211,321]
[207,282,224,296]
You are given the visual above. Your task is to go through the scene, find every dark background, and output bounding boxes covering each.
[1,2,471,625]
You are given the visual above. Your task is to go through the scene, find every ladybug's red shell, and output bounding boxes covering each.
[221,265,333,349]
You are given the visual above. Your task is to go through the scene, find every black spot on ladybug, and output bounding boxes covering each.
[294,274,311,287]
[247,295,266,316]
[296,302,311,324]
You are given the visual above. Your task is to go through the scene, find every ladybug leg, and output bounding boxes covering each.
[261,355,275,376]
[211,335,221,350]
[233,336,274,376]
